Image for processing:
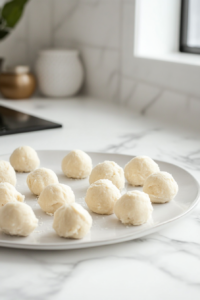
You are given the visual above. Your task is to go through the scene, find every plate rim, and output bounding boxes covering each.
[0,150,199,250]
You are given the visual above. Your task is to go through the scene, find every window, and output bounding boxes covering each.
[134,0,181,58]
[134,0,200,66]
[180,0,200,54]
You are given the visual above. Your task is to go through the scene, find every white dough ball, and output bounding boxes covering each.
[53,203,92,239]
[38,183,75,214]
[10,146,40,172]
[114,190,153,225]
[143,171,178,203]
[0,161,16,186]
[0,202,38,236]
[0,182,24,207]
[124,156,160,186]
[85,179,121,215]
[62,150,92,179]
[89,161,125,190]
[27,168,58,196]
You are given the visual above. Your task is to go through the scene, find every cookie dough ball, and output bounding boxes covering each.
[38,183,75,214]
[62,150,92,179]
[124,156,159,186]
[0,182,24,207]
[0,161,16,186]
[85,179,121,215]
[53,203,92,239]
[10,146,40,173]
[143,171,178,203]
[89,161,125,190]
[114,190,153,225]
[27,168,58,196]
[0,202,38,236]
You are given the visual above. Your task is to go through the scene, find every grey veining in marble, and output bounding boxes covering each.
[0,97,200,299]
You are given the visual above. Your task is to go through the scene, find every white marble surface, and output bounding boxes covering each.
[0,97,200,299]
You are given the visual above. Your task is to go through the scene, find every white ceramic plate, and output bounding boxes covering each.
[0,151,199,250]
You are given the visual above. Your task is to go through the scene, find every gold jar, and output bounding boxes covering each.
[0,66,36,99]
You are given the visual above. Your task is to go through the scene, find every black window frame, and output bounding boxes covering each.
[180,0,200,54]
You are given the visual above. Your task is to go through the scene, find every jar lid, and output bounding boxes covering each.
[4,65,30,74]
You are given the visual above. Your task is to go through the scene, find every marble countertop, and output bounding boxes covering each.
[0,97,200,300]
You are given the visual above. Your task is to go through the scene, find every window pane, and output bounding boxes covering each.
[187,0,200,47]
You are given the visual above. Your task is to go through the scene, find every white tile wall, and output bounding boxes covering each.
[0,0,200,126]
[53,0,120,49]
[26,0,53,69]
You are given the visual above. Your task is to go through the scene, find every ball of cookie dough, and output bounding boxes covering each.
[85,179,121,215]
[10,146,40,173]
[0,161,16,186]
[27,168,58,196]
[114,190,153,225]
[62,150,92,179]
[38,183,75,214]
[53,203,92,239]
[124,156,159,186]
[0,182,24,207]
[0,202,38,236]
[143,171,178,203]
[89,161,125,190]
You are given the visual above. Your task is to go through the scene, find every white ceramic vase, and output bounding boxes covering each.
[35,50,84,97]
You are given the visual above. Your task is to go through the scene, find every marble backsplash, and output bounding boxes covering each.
[0,0,200,127]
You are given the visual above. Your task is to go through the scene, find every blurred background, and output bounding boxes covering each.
[0,0,199,123]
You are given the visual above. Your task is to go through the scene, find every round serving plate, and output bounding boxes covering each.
[0,151,199,250]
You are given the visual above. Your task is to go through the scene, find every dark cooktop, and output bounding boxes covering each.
[0,105,62,136]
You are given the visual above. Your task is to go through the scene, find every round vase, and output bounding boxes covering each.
[35,50,84,98]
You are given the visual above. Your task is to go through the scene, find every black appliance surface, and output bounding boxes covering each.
[0,105,62,136]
